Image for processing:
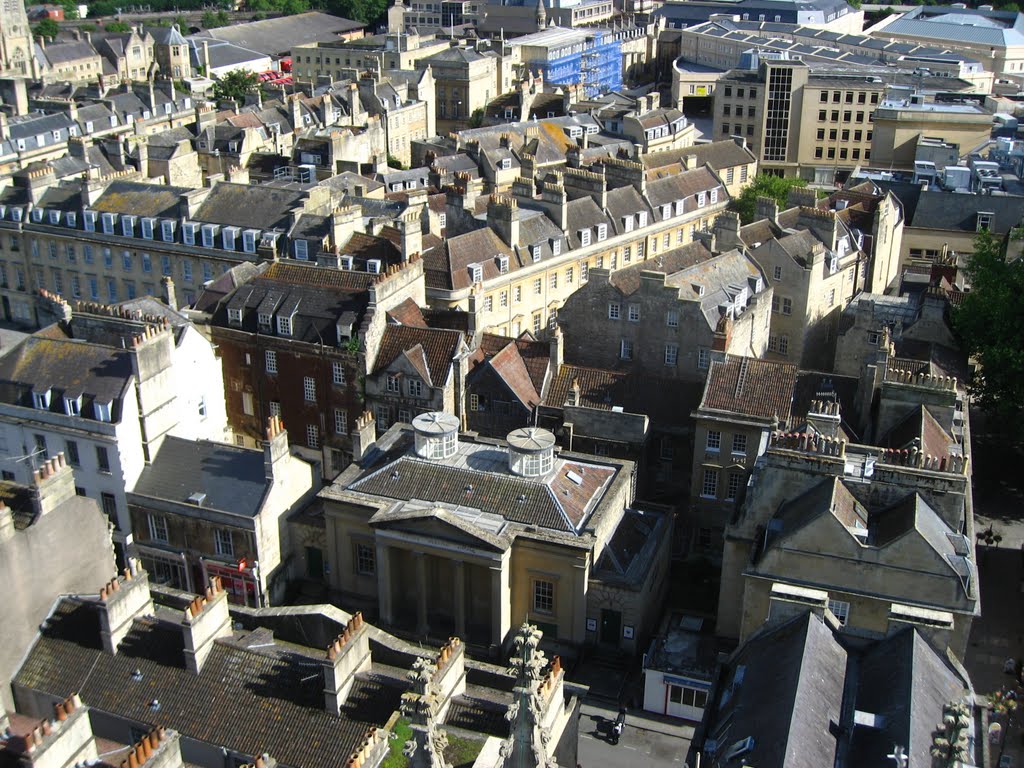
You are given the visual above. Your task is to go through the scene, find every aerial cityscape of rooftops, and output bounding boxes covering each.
[1,0,1023,762]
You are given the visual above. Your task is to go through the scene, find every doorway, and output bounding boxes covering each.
[600,609,621,645]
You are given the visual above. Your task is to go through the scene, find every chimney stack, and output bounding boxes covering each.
[162,276,177,311]
[99,567,155,655]
[349,411,376,462]
[263,415,290,482]
[14,694,97,768]
[30,451,77,518]
[181,576,232,674]
[116,727,184,768]
[322,612,371,716]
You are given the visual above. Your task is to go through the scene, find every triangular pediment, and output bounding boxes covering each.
[371,507,510,553]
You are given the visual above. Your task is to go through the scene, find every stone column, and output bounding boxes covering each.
[415,552,429,636]
[454,560,466,638]
[376,542,394,625]
[489,555,511,651]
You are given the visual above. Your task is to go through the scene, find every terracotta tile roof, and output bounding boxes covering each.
[386,297,427,327]
[699,356,798,422]
[476,333,549,393]
[372,325,464,384]
[482,340,541,409]
[14,601,400,768]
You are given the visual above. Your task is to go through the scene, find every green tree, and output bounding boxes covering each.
[104,20,132,31]
[323,0,387,25]
[201,9,231,27]
[33,18,60,38]
[729,174,810,224]
[467,108,485,128]
[953,229,1024,435]
[213,68,260,103]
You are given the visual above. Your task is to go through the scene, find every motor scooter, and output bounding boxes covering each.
[611,708,626,745]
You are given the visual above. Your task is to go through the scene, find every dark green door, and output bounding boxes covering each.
[600,609,621,645]
[306,547,324,579]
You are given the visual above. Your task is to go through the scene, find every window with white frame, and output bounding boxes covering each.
[628,304,640,322]
[665,343,679,366]
[265,350,278,374]
[698,348,710,369]
[148,514,168,543]
[697,192,707,208]
[214,528,234,557]
[666,309,679,327]
[306,424,320,449]
[277,315,292,336]
[335,408,347,434]
[294,240,308,260]
[781,297,792,315]
[269,401,281,417]
[773,265,782,280]
[701,469,718,498]
[778,335,789,355]
[620,339,633,360]
[303,376,316,402]
[580,229,591,247]
[597,223,608,241]
[408,379,424,398]
[141,218,154,239]
[386,374,400,393]
[706,431,721,451]
[552,239,561,255]
[608,302,620,320]
[532,579,554,614]
[828,599,850,625]
[732,433,747,455]
[710,189,718,204]
[532,245,542,262]
[332,362,345,385]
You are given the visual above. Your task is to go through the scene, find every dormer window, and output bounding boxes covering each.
[294,240,309,260]
[277,314,293,336]
[141,218,155,239]
[228,307,242,325]
[697,192,707,208]
[101,212,116,233]
[95,401,112,422]
[161,220,175,242]
[580,229,591,247]
[258,312,272,331]
[242,230,258,254]
[497,254,509,274]
[661,204,672,219]
[623,214,635,232]
[32,388,51,410]
[84,211,97,232]
[64,394,82,416]
[31,208,44,223]
[977,211,993,231]
[532,245,542,262]
[552,239,561,256]
[597,223,608,241]
[710,189,719,204]
[675,200,686,216]
[201,224,218,248]
[64,211,77,227]
[121,215,136,237]
[469,263,483,283]
[183,222,197,245]
[48,210,60,225]
[222,226,239,250]
[638,211,648,227]
[500,158,512,170]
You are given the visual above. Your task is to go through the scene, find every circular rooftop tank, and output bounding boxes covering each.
[507,427,556,478]
[412,411,460,460]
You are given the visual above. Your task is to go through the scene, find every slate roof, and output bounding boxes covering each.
[372,325,464,385]
[214,261,373,345]
[192,12,363,56]
[0,332,133,421]
[350,449,613,533]
[192,183,307,231]
[130,437,272,518]
[642,140,756,175]
[431,226,514,291]
[91,180,192,219]
[698,356,797,422]
[14,600,399,768]
[878,181,1024,235]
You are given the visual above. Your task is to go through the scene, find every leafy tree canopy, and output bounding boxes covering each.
[953,229,1024,437]
[201,9,231,27]
[33,17,60,38]
[729,174,809,224]
[103,20,131,31]
[319,0,387,26]
[213,68,260,103]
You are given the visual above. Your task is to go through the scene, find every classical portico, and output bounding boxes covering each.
[371,502,513,650]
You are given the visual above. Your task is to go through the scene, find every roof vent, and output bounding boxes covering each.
[188,492,207,506]
[507,427,556,478]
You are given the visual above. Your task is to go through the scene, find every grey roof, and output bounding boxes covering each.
[191,183,307,231]
[145,24,188,46]
[186,37,268,69]
[14,599,401,768]
[130,436,271,517]
[192,12,363,57]
[0,331,133,420]
[878,181,1024,235]
[40,40,98,66]
[91,180,192,219]
[882,8,1024,47]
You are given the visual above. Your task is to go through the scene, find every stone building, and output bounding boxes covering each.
[415,46,502,133]
[557,239,772,378]
[688,356,798,555]
[200,253,425,476]
[0,295,227,562]
[128,416,317,606]
[464,332,552,438]
[320,413,671,655]
[0,0,33,77]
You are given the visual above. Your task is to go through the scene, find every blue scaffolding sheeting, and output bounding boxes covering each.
[529,31,622,98]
